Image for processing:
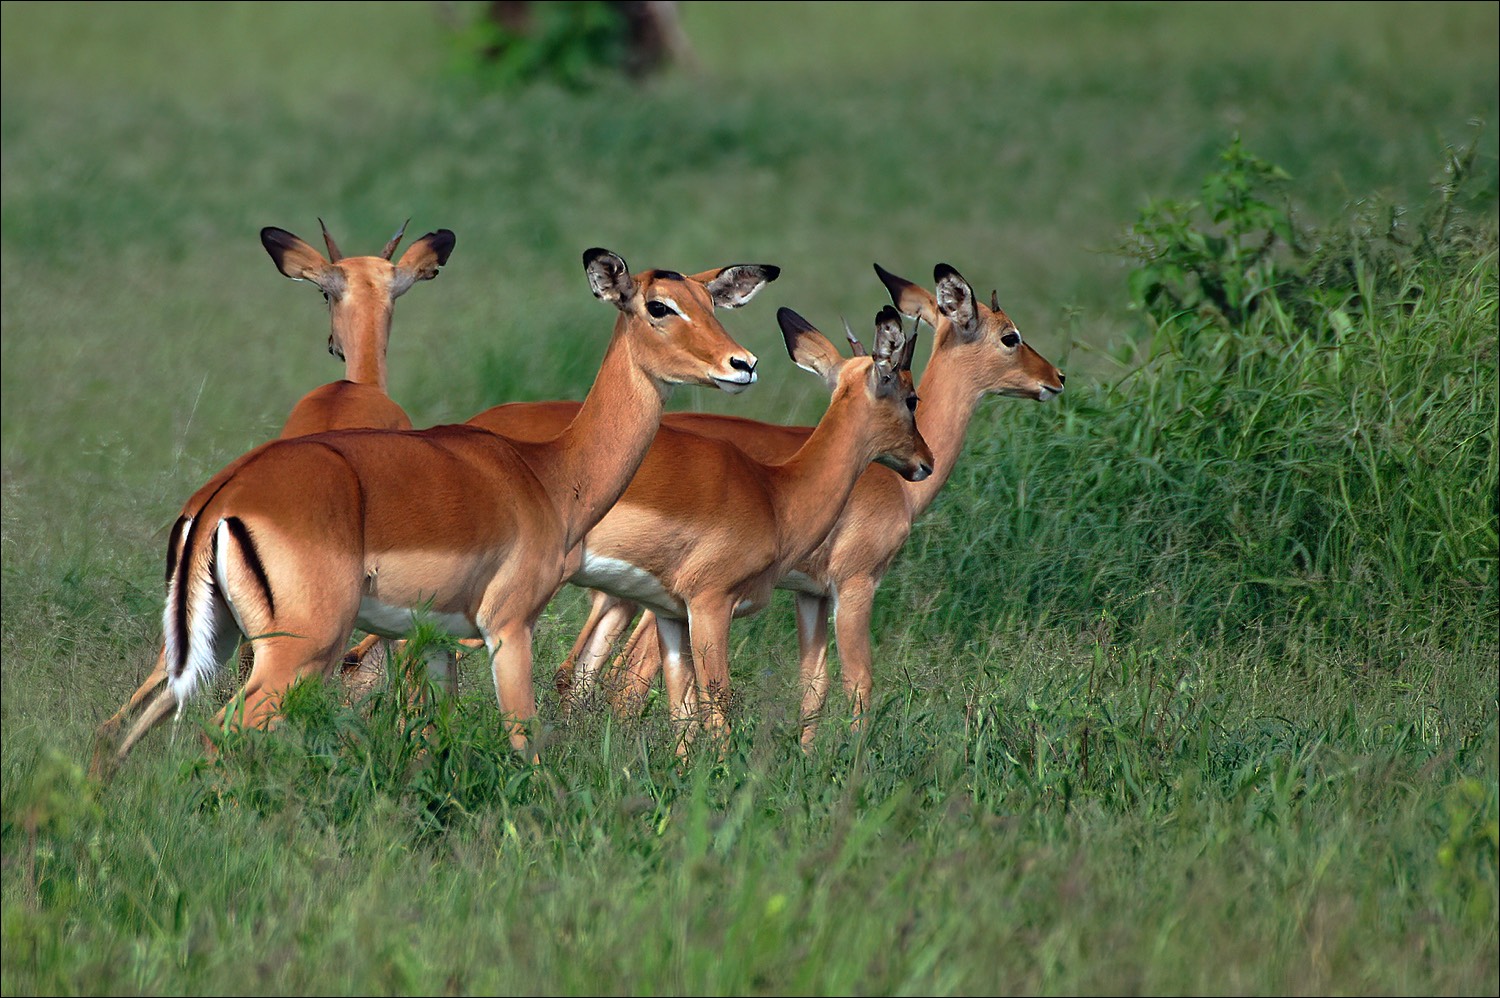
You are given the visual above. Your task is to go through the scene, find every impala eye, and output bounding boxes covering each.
[646,300,675,319]
[906,395,919,413]
[1001,331,1021,348]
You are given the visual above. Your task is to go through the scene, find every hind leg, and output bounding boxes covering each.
[91,645,175,779]
[222,612,356,733]
[608,611,663,717]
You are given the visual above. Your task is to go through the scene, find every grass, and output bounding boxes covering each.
[2,2,1497,994]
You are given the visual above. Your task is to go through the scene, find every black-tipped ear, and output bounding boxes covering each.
[421,229,457,267]
[876,262,940,327]
[876,304,904,330]
[776,306,817,345]
[261,226,334,287]
[872,305,906,367]
[934,263,980,340]
[779,307,845,388]
[873,262,910,302]
[703,264,780,309]
[261,226,299,263]
[875,303,920,371]
[391,229,458,295]
[584,248,633,307]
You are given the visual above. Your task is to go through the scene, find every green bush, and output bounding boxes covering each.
[895,136,1498,651]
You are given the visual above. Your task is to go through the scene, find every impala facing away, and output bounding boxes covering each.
[91,221,456,777]
[93,249,775,768]
[468,304,934,749]
[568,263,1064,746]
[267,220,455,438]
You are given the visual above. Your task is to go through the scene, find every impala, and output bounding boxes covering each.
[570,263,1064,746]
[268,219,455,437]
[468,304,934,749]
[91,221,456,777]
[93,248,775,767]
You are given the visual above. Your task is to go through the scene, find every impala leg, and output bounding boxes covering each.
[607,611,662,716]
[340,633,388,700]
[110,682,182,769]
[421,644,458,699]
[236,641,256,684]
[794,592,832,749]
[654,615,697,754]
[222,614,353,733]
[565,595,638,713]
[487,620,540,761]
[831,578,878,734]
[555,590,620,705]
[91,645,176,779]
[687,601,735,753]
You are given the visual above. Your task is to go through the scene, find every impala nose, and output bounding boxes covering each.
[714,352,759,394]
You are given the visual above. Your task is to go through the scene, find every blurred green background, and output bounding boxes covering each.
[4,0,1495,567]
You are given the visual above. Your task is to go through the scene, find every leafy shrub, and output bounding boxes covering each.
[894,135,1498,652]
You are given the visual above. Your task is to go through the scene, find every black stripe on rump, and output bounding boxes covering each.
[165,516,188,586]
[223,516,276,619]
[171,477,232,678]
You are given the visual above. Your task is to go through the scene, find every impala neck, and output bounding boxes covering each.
[901,339,982,518]
[525,321,669,551]
[766,386,881,564]
[337,305,393,390]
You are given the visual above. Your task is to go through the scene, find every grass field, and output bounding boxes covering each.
[2,2,1497,994]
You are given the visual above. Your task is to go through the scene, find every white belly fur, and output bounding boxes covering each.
[574,553,686,618]
[357,597,478,640]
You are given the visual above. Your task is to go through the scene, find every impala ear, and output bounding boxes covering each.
[584,248,635,309]
[262,227,343,295]
[934,263,981,342]
[875,262,940,328]
[696,264,781,309]
[778,307,846,390]
[870,305,908,395]
[391,229,457,297]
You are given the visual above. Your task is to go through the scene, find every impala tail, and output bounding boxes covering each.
[162,510,271,704]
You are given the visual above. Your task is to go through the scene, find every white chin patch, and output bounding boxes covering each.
[713,374,755,395]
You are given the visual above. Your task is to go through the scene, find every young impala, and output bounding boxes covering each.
[93,249,775,768]
[91,221,455,777]
[570,263,1064,746]
[468,305,934,750]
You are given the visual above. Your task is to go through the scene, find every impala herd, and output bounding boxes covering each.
[90,221,1063,777]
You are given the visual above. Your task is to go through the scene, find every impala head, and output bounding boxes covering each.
[874,262,1065,401]
[778,305,934,482]
[261,220,457,370]
[583,249,774,395]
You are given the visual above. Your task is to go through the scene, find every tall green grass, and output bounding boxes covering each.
[891,137,1498,655]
